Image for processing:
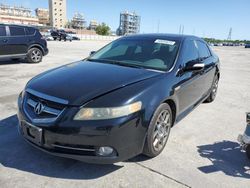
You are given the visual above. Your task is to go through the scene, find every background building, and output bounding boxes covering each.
[49,0,67,28]
[0,4,39,25]
[116,11,140,36]
[71,12,86,29]
[35,8,50,26]
[88,20,98,30]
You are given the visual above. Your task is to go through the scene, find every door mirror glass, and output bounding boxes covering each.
[184,60,204,72]
[90,51,96,56]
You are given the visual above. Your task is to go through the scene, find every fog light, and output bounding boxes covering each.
[96,147,114,156]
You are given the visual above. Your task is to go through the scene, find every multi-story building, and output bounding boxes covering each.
[49,0,67,28]
[71,12,86,29]
[0,4,39,25]
[35,8,50,26]
[89,20,98,30]
[116,11,140,36]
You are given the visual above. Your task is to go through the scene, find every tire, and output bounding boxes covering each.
[204,74,219,103]
[27,48,43,63]
[246,145,250,159]
[143,103,172,157]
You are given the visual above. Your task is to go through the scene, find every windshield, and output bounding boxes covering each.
[89,38,180,71]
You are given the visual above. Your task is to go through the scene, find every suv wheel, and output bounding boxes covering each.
[143,103,172,157]
[27,48,43,63]
[205,74,219,103]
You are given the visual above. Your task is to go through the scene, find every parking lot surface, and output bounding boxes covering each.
[0,41,250,188]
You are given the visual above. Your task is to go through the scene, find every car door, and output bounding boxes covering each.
[196,40,216,97]
[176,39,205,114]
[5,25,28,55]
[0,25,9,56]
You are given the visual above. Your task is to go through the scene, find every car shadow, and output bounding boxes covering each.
[197,140,250,178]
[0,59,28,65]
[0,115,122,180]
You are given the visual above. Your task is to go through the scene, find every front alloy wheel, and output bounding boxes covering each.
[143,103,172,157]
[27,48,43,63]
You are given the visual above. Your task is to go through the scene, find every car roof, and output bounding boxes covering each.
[121,33,202,42]
[0,23,37,29]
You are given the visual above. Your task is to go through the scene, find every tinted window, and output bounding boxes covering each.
[182,40,199,64]
[90,38,180,71]
[196,41,210,59]
[26,27,36,35]
[0,26,6,37]
[9,26,25,36]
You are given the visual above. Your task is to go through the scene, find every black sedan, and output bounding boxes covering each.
[17,34,220,164]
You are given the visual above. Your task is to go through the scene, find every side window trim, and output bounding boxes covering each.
[6,26,10,37]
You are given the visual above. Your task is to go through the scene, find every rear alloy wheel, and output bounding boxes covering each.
[205,74,219,103]
[27,48,43,63]
[143,103,172,157]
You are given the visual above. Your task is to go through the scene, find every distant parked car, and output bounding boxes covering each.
[65,34,73,42]
[72,36,80,40]
[50,29,72,42]
[245,44,250,48]
[0,24,48,63]
[44,35,53,41]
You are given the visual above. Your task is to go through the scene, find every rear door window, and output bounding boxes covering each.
[9,26,25,36]
[0,26,6,37]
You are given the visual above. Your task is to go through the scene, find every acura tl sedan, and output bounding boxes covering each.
[17,34,220,164]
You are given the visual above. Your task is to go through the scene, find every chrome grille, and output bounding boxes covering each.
[27,98,61,116]
[23,89,68,123]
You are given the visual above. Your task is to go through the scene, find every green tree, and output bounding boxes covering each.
[95,23,111,36]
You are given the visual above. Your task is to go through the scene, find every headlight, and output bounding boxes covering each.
[74,101,142,120]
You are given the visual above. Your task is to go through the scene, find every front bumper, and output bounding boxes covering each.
[17,95,146,164]
[43,47,49,56]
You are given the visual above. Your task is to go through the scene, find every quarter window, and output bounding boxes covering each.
[9,26,25,36]
[25,27,36,35]
[196,41,210,59]
[0,26,6,36]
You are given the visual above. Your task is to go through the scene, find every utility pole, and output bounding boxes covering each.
[227,27,232,40]
[157,20,160,33]
[179,25,184,34]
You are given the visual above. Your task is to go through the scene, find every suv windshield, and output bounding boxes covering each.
[89,38,180,71]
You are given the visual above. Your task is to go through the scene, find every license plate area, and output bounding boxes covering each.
[21,121,43,146]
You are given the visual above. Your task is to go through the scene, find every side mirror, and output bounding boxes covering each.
[90,51,96,56]
[184,60,205,72]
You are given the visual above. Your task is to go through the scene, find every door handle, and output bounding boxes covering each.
[2,39,8,43]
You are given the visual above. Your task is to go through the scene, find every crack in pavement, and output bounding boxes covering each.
[135,162,191,188]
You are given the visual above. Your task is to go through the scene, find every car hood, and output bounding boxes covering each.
[26,60,162,106]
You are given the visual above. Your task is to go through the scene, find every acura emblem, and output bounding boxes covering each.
[34,102,45,115]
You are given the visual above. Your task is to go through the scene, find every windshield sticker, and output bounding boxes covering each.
[155,39,176,45]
